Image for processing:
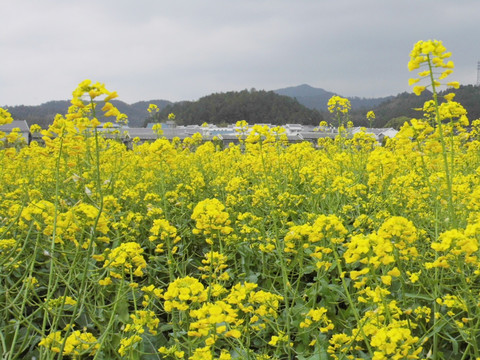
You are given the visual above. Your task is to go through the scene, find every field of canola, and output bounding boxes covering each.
[1,40,480,359]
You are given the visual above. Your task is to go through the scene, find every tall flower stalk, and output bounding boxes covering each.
[408,39,460,225]
[407,40,462,359]
[327,95,351,133]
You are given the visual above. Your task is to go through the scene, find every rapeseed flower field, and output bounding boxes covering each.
[1,40,480,359]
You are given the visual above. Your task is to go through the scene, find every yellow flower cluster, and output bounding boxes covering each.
[141,284,164,307]
[199,251,230,281]
[327,95,351,129]
[327,95,351,114]
[244,124,288,145]
[427,225,479,268]
[124,310,160,335]
[158,345,185,359]
[299,307,334,333]
[366,110,376,122]
[408,39,459,95]
[54,202,110,247]
[343,216,419,289]
[0,107,13,126]
[147,103,159,114]
[369,324,421,360]
[39,330,99,357]
[224,282,283,331]
[163,276,208,311]
[188,301,242,341]
[71,79,125,123]
[149,218,181,253]
[118,334,142,357]
[268,331,290,346]
[329,300,422,360]
[19,200,55,234]
[103,242,147,279]
[192,198,233,245]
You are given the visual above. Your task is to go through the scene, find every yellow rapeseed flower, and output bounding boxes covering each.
[408,39,457,96]
[0,108,14,125]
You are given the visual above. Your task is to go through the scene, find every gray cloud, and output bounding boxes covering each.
[1,0,479,106]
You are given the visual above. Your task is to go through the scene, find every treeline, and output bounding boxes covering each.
[151,85,480,129]
[150,89,324,126]
[4,100,172,128]
[4,85,479,130]
[5,101,70,129]
[348,85,480,129]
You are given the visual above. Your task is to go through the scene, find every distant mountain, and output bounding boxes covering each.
[274,84,335,98]
[274,84,394,111]
[106,100,172,127]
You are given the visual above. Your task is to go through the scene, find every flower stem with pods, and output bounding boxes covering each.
[426,57,455,225]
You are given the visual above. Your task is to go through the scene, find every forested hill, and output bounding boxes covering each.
[275,84,480,128]
[4,99,172,128]
[152,89,324,126]
[354,85,480,128]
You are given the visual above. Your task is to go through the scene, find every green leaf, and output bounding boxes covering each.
[116,296,130,323]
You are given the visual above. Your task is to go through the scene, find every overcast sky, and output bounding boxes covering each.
[1,0,479,106]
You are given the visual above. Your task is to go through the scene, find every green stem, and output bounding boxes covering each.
[427,56,455,225]
[276,233,293,359]
[40,131,65,359]
[58,106,105,358]
[332,249,373,356]
[93,279,126,359]
[6,231,41,360]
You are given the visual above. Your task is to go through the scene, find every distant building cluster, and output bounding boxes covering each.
[136,122,398,145]
[2,120,399,147]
